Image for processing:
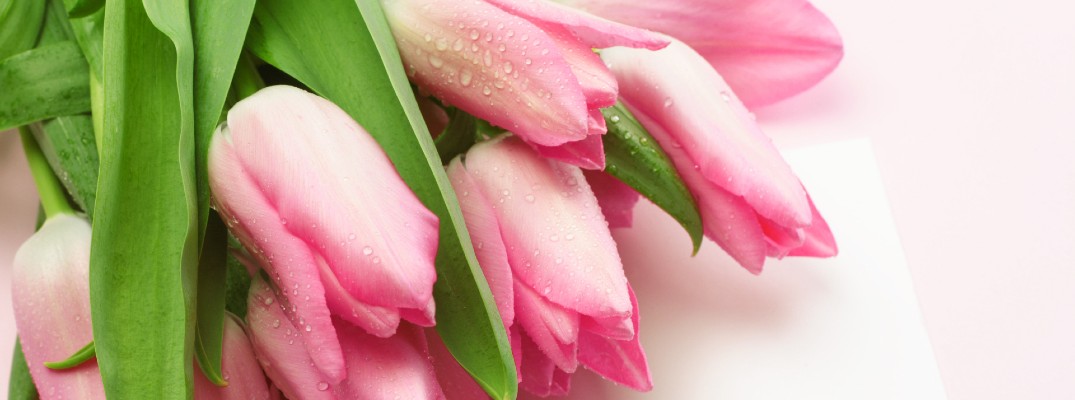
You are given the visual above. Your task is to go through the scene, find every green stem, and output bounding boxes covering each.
[232,52,265,100]
[19,127,73,218]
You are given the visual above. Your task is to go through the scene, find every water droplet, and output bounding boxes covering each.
[263,297,274,306]
[429,55,444,68]
[452,39,464,51]
[423,33,432,42]
[348,233,356,241]
[317,382,330,391]
[543,286,552,295]
[663,98,674,108]
[362,246,374,256]
[482,85,492,96]
[549,234,559,242]
[469,30,480,40]
[435,37,448,51]
[719,91,731,103]
[565,233,575,240]
[524,194,535,203]
[272,319,281,328]
[305,325,312,332]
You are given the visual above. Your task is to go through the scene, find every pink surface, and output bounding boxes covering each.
[3,0,1075,397]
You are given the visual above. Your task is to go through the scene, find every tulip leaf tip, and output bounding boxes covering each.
[43,341,95,370]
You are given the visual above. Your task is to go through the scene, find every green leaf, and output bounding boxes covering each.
[0,0,46,60]
[63,0,103,19]
[602,103,704,253]
[0,41,90,131]
[30,115,98,218]
[247,0,517,398]
[194,213,230,386]
[435,109,478,164]
[224,249,253,319]
[8,339,39,400]
[91,0,198,398]
[190,0,256,244]
[67,6,104,81]
[35,0,75,46]
[43,341,96,370]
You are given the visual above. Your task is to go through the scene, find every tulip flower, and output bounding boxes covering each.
[208,85,440,382]
[381,0,670,169]
[245,276,446,399]
[447,136,651,395]
[582,170,640,229]
[11,214,105,399]
[603,40,837,274]
[194,315,272,400]
[561,0,844,107]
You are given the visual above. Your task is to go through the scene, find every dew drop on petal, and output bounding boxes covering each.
[317,382,330,391]
[362,246,374,256]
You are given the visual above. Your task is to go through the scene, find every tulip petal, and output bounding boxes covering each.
[463,136,632,319]
[426,329,489,400]
[317,253,402,338]
[578,284,652,391]
[333,322,446,400]
[605,41,812,229]
[383,0,590,147]
[563,0,843,106]
[759,216,806,258]
[583,170,640,229]
[537,22,617,108]
[788,194,838,257]
[532,130,606,170]
[401,297,438,327]
[219,85,439,312]
[194,316,272,400]
[514,278,580,372]
[640,118,769,273]
[447,158,516,328]
[518,331,559,397]
[12,215,105,399]
[246,277,338,400]
[484,0,669,50]
[581,313,634,341]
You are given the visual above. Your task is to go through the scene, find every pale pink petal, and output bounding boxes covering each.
[217,85,439,313]
[426,329,489,400]
[463,136,631,318]
[315,250,402,338]
[538,22,617,108]
[788,194,838,257]
[518,331,558,397]
[332,322,446,399]
[578,284,652,391]
[581,313,634,341]
[583,170,640,229]
[11,215,105,399]
[194,316,272,400]
[640,118,769,273]
[532,131,606,170]
[401,297,438,327]
[605,40,812,229]
[563,0,843,106]
[383,0,590,147]
[484,0,669,50]
[514,278,580,372]
[245,276,338,399]
[447,158,516,327]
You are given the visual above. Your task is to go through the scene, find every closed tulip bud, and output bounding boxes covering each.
[194,315,272,400]
[11,214,105,399]
[382,0,669,169]
[603,39,837,274]
[447,136,651,395]
[208,85,440,382]
[245,276,446,400]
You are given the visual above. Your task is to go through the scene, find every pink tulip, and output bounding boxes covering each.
[562,0,844,107]
[11,214,105,399]
[447,136,651,396]
[245,276,446,400]
[194,315,272,400]
[603,40,837,273]
[382,0,669,169]
[208,85,440,382]
[582,170,640,229]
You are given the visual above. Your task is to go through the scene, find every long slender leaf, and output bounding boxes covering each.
[67,6,104,80]
[247,0,517,397]
[92,0,198,398]
[0,0,45,60]
[8,339,38,400]
[0,41,90,131]
[602,103,704,253]
[194,213,229,386]
[35,0,74,46]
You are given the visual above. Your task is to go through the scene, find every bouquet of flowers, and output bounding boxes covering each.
[1,0,842,398]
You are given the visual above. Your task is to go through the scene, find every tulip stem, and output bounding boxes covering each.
[19,127,74,218]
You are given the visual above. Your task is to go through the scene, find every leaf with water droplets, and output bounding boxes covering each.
[194,213,230,387]
[0,41,90,131]
[247,0,517,398]
[30,115,99,218]
[602,102,703,253]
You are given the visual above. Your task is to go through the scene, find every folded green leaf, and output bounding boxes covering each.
[0,0,46,60]
[92,0,199,398]
[67,6,104,80]
[603,102,704,253]
[43,341,96,370]
[63,0,103,18]
[194,213,230,387]
[35,0,75,46]
[30,115,98,218]
[0,41,90,131]
[247,0,517,398]
[8,339,38,400]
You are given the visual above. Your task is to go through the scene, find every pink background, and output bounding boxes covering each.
[2,0,1075,397]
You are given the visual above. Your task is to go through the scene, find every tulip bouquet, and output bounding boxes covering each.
[1,0,842,398]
